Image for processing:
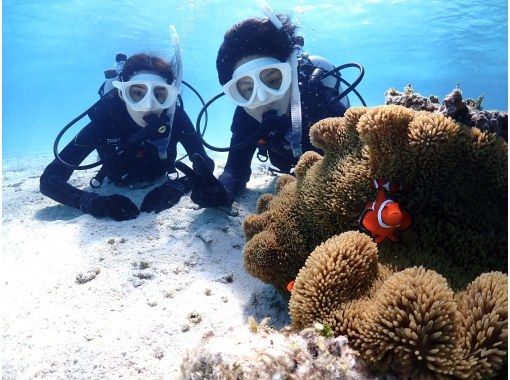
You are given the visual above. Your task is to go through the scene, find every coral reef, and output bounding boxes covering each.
[289,231,508,378]
[385,85,508,140]
[243,105,508,377]
[179,318,377,380]
[244,105,507,291]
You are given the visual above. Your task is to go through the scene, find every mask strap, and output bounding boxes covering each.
[286,46,303,158]
[257,0,303,158]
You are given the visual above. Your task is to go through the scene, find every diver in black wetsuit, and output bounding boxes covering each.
[176,13,353,208]
[40,53,214,221]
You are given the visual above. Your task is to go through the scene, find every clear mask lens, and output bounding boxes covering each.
[236,76,255,100]
[259,68,283,90]
[114,79,177,111]
[224,59,292,108]
[234,68,283,101]
[127,83,170,105]
[153,86,169,104]
[128,84,149,102]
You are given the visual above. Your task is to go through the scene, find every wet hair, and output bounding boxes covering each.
[216,14,300,85]
[120,53,175,84]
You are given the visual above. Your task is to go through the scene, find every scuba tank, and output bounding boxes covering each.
[307,54,350,109]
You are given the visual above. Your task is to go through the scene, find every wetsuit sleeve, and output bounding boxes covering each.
[39,123,98,209]
[174,107,215,193]
[218,109,258,204]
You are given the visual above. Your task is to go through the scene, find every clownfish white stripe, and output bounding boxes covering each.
[377,199,395,229]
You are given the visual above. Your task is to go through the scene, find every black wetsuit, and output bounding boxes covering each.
[218,58,348,204]
[40,91,214,209]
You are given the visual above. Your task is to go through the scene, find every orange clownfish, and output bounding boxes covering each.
[287,280,295,292]
[360,179,412,244]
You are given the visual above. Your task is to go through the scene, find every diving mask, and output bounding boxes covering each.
[113,73,179,112]
[223,57,292,109]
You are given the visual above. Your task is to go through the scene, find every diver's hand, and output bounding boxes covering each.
[143,113,171,140]
[79,193,140,221]
[175,154,229,208]
[140,181,185,213]
[143,113,169,128]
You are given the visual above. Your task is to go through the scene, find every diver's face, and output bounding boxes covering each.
[233,55,291,123]
[121,72,168,128]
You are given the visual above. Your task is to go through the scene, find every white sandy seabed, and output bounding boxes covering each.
[2,150,292,379]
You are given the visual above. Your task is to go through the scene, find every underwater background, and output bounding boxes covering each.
[2,0,508,158]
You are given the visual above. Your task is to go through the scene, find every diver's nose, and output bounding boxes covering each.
[148,94,157,108]
[141,92,156,111]
[256,87,268,102]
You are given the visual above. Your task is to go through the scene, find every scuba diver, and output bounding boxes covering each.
[40,52,214,221]
[177,10,364,209]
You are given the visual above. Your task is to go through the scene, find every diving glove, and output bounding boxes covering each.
[140,180,185,213]
[175,153,229,208]
[79,192,140,221]
[143,113,171,140]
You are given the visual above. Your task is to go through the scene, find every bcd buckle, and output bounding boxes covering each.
[257,138,269,162]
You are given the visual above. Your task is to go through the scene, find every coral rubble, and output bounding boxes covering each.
[385,85,508,140]
[179,318,377,380]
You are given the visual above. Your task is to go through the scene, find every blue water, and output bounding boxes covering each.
[3,0,508,158]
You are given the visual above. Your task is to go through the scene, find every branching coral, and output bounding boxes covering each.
[243,104,508,378]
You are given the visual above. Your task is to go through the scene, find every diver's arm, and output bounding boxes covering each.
[173,107,215,192]
[218,129,258,204]
[40,128,96,209]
